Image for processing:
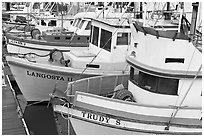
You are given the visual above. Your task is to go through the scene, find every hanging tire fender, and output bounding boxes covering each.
[112,89,134,102]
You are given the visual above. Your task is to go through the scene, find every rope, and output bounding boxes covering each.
[165,44,201,130]
[5,52,51,58]
[165,64,202,130]
[26,99,50,107]
[96,2,112,19]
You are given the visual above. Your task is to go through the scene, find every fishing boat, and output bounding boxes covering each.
[51,2,202,135]
[4,2,133,55]
[4,4,96,55]
[5,26,89,54]
[6,16,132,102]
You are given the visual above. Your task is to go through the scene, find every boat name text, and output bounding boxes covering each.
[26,70,73,81]
[81,111,121,125]
[10,39,26,46]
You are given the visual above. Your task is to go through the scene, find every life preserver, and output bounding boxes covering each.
[112,89,134,102]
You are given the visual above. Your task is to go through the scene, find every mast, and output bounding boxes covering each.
[6,2,10,11]
[143,2,147,27]
[61,2,64,32]
[164,2,171,20]
[190,2,199,37]
[134,2,142,19]
[139,2,143,19]
[178,2,184,33]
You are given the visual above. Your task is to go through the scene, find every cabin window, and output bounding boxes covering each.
[86,64,100,68]
[100,29,112,52]
[116,33,130,45]
[85,21,91,30]
[157,77,178,95]
[130,67,178,95]
[165,58,185,63]
[130,67,139,81]
[91,26,99,46]
[41,20,46,26]
[48,20,56,26]
[54,37,60,40]
[72,19,78,26]
[65,37,71,40]
[90,25,93,41]
[76,19,82,28]
[138,72,157,91]
[79,20,85,29]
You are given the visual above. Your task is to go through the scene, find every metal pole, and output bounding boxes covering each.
[67,103,70,135]
[190,2,199,36]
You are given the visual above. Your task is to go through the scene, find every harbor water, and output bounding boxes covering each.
[10,80,75,135]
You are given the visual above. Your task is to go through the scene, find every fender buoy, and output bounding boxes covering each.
[2,36,8,47]
[112,89,134,102]
[31,28,41,39]
[49,49,70,67]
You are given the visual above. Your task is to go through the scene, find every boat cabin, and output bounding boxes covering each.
[125,20,202,108]
[69,12,96,36]
[40,29,90,43]
[64,17,131,71]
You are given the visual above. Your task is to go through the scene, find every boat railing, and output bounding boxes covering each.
[66,74,129,98]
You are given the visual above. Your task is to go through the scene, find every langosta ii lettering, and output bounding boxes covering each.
[26,70,73,81]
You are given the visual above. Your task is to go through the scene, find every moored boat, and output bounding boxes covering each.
[51,2,202,135]
[6,16,132,102]
[4,11,94,55]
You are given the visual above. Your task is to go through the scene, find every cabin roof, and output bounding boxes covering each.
[92,18,130,28]
[127,56,202,79]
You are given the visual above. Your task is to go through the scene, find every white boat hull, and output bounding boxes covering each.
[6,59,90,102]
[70,117,146,135]
[6,56,128,102]
[53,105,201,135]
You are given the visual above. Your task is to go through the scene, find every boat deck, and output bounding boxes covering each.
[2,63,27,135]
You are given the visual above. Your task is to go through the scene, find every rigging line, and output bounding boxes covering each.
[65,3,134,94]
[77,3,134,75]
[66,3,74,15]
[60,102,69,120]
[96,2,112,19]
[165,64,202,130]
[66,2,93,46]
[117,2,132,25]
[152,2,167,28]
[77,17,129,79]
[26,99,50,106]
[165,45,200,129]
[170,45,198,116]
[128,2,147,43]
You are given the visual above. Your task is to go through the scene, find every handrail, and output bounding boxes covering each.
[65,74,129,97]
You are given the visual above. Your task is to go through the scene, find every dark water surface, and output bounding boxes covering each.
[10,78,75,135]
[23,104,58,135]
